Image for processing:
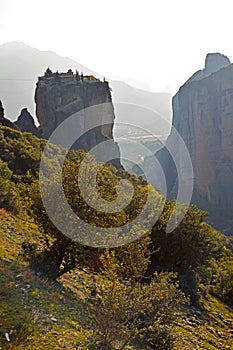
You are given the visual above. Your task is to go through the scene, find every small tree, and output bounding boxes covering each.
[90,241,186,349]
[0,159,15,209]
[44,67,53,77]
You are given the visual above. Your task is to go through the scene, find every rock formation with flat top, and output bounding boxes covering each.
[35,69,121,168]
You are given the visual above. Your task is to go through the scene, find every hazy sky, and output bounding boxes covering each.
[1,0,233,92]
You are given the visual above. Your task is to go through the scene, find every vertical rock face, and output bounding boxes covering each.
[0,100,4,118]
[35,70,121,167]
[0,100,19,130]
[15,108,39,136]
[159,53,233,233]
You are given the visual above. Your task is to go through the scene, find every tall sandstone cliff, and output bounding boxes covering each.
[35,71,121,168]
[156,53,233,233]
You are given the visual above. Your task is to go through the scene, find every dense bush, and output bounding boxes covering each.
[0,159,16,210]
[150,202,232,305]
[91,247,186,349]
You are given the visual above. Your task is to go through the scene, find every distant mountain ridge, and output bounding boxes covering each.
[0,42,99,119]
[0,42,171,135]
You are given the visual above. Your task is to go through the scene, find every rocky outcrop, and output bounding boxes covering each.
[0,100,19,130]
[35,70,121,167]
[148,54,233,234]
[187,53,230,83]
[15,108,39,136]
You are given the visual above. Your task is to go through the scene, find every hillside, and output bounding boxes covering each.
[0,124,233,349]
[0,210,233,349]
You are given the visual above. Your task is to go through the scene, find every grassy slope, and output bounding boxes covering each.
[174,299,233,349]
[0,210,94,349]
[0,210,232,349]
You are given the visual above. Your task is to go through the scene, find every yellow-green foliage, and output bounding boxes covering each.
[0,126,43,177]
[0,160,13,206]
[0,124,233,349]
[25,148,164,277]
[91,249,186,349]
[0,125,66,180]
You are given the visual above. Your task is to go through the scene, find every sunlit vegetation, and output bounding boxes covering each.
[0,124,233,349]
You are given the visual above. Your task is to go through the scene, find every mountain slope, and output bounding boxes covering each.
[111,80,171,137]
[0,210,233,349]
[0,123,233,348]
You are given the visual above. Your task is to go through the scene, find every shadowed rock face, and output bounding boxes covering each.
[157,53,233,233]
[0,100,4,118]
[34,73,121,168]
[0,100,19,130]
[15,108,39,136]
[173,61,233,202]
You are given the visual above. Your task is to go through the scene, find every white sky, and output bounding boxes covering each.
[1,0,233,92]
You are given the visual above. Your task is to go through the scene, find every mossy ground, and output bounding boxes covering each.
[0,210,232,349]
[174,297,233,349]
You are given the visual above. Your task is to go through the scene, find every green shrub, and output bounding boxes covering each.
[90,247,186,349]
